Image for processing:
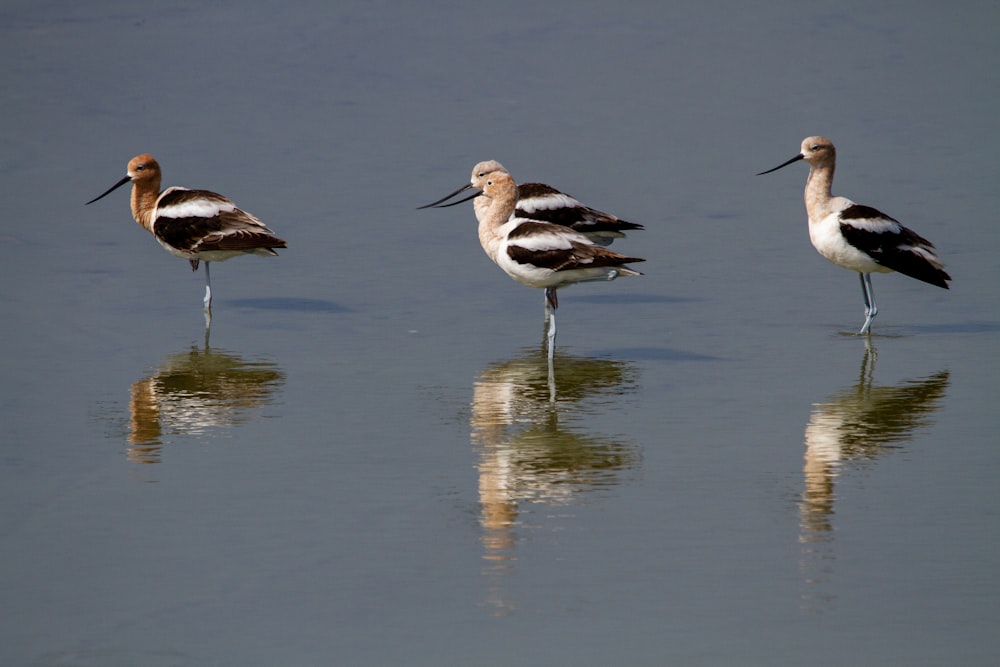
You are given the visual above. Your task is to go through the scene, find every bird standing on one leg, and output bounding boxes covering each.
[758,136,950,334]
[419,160,644,359]
[87,154,287,326]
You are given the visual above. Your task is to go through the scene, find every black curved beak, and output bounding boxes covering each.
[757,153,804,176]
[86,175,132,205]
[417,183,481,209]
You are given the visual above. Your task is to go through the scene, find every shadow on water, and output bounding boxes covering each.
[902,320,1000,335]
[564,293,701,306]
[470,345,641,616]
[127,344,285,465]
[226,297,350,313]
[798,340,949,611]
[833,320,1000,338]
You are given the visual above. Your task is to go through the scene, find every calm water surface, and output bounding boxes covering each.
[2,2,998,665]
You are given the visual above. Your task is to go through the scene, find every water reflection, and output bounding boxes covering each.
[799,341,949,609]
[128,344,285,464]
[471,346,640,615]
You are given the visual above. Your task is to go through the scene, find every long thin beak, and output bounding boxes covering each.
[757,153,804,176]
[417,183,481,209]
[85,175,132,205]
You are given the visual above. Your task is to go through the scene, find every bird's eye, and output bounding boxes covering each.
[136,165,145,171]
[478,172,485,177]
[486,179,493,186]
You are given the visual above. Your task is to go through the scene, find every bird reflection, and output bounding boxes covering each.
[127,344,285,464]
[471,346,640,615]
[799,341,949,609]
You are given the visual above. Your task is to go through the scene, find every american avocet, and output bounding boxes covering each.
[419,160,644,359]
[86,154,287,324]
[758,137,951,334]
[419,178,644,246]
[514,182,644,246]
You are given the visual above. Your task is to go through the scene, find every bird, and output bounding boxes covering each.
[416,177,644,246]
[513,182,644,246]
[419,160,644,359]
[758,136,950,334]
[86,154,287,325]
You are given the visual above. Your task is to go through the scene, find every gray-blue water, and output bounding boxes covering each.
[2,2,998,665]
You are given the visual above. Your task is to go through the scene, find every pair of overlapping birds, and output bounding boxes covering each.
[87,137,950,350]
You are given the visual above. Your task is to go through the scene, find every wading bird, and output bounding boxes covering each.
[758,137,950,334]
[420,161,643,359]
[87,154,287,326]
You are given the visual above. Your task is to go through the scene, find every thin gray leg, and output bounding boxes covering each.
[858,272,877,335]
[203,262,213,309]
[203,262,213,328]
[544,287,557,361]
[546,306,556,361]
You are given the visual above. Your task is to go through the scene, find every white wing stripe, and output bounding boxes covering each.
[518,193,581,211]
[158,199,236,219]
[839,216,901,234]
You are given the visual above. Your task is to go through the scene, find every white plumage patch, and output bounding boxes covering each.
[518,192,581,212]
[505,230,579,253]
[810,213,887,273]
[157,199,235,219]
[838,214,901,235]
[156,188,237,219]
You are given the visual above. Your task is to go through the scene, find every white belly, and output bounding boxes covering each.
[494,253,622,289]
[808,213,890,274]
